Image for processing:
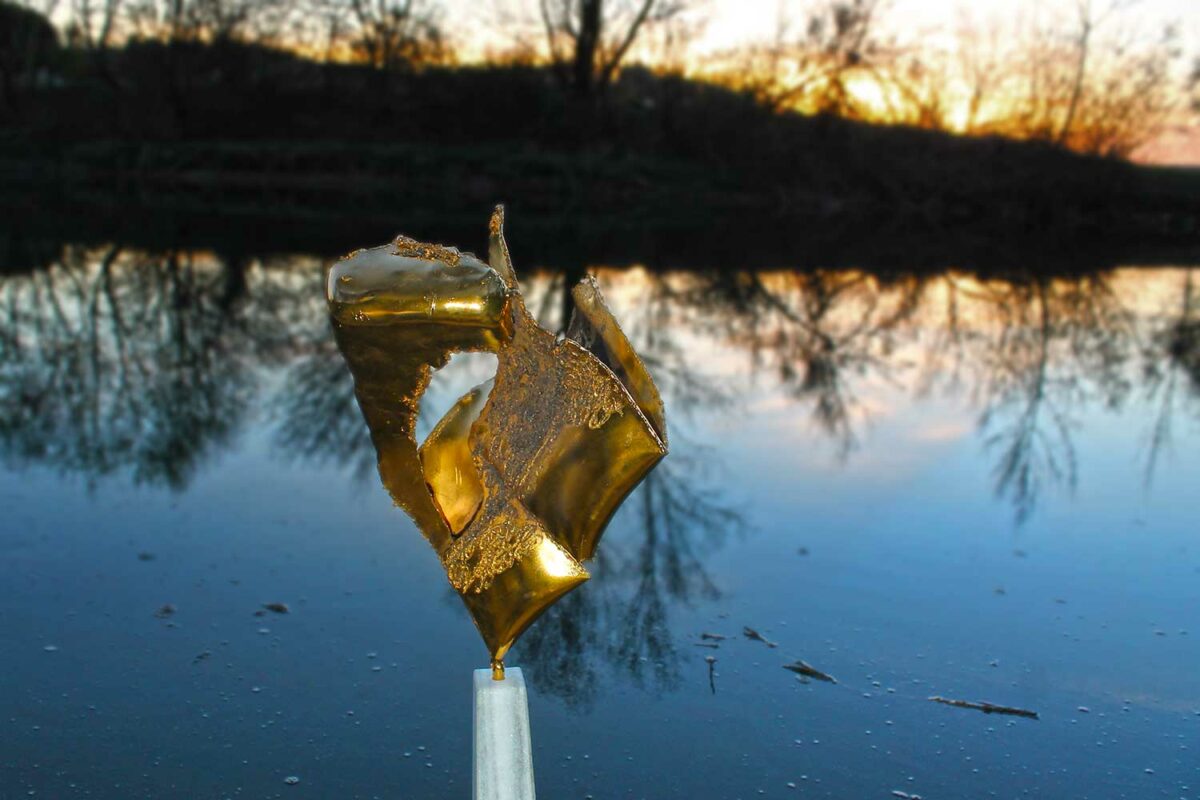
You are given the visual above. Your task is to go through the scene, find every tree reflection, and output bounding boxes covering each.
[514,444,745,708]
[960,273,1135,522]
[671,269,926,456]
[270,340,377,480]
[1141,269,1200,486]
[3,248,1191,524]
[513,273,745,706]
[0,245,287,488]
[1,246,1198,699]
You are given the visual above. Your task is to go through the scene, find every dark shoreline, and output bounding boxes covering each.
[4,155,1199,278]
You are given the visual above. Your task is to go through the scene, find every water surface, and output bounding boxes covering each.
[1,244,1198,799]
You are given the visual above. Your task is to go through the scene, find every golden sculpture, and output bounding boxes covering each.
[327,207,668,679]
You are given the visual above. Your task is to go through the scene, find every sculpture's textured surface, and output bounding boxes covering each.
[327,207,668,673]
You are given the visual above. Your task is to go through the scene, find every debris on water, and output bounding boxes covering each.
[263,603,290,615]
[994,586,1006,595]
[797,547,809,556]
[154,603,176,619]
[782,660,837,684]
[193,650,211,665]
[1077,706,1090,713]
[891,791,923,799]
[43,644,58,652]
[693,643,720,649]
[257,628,271,635]
[700,632,727,642]
[929,695,1039,719]
[743,627,778,648]
[705,655,717,694]
[1013,549,1027,558]
[251,686,262,693]
[137,552,156,561]
[284,775,300,785]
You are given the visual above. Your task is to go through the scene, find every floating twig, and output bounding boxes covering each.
[700,632,727,642]
[705,656,717,694]
[693,642,720,649]
[782,660,837,684]
[743,627,778,648]
[928,696,1039,719]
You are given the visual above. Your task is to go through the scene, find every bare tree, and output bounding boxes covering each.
[0,0,59,111]
[121,0,299,44]
[65,0,121,52]
[324,0,445,69]
[951,10,1006,134]
[971,1,1183,157]
[715,0,886,117]
[1191,57,1199,111]
[537,0,689,98]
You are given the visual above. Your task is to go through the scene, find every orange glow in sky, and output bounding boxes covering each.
[450,0,1200,162]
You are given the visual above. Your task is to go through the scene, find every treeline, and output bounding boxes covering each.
[2,0,1200,245]
[710,0,1199,159]
[2,0,1197,156]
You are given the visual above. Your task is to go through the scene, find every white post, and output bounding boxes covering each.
[473,667,536,800]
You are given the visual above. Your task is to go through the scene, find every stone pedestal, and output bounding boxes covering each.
[473,667,535,800]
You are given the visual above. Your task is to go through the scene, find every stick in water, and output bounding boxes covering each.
[782,660,837,684]
[743,627,778,648]
[928,696,1039,719]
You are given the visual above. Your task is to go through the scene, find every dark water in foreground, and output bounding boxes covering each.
[1,245,1198,799]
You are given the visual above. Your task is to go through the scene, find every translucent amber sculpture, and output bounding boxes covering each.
[327,207,668,676]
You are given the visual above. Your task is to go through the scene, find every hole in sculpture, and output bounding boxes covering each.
[416,352,498,446]
[417,351,498,535]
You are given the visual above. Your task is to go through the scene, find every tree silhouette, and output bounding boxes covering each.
[0,0,58,111]
[537,0,690,99]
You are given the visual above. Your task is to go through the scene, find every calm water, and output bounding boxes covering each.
[1,244,1198,799]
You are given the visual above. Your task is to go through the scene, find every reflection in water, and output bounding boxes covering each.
[2,252,1196,516]
[665,270,925,456]
[962,274,1135,523]
[516,447,745,706]
[1143,271,1200,486]
[0,246,264,488]
[271,338,376,481]
[1,246,1198,699]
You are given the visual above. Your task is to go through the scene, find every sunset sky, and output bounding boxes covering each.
[451,0,1199,164]
[692,0,1198,53]
[454,0,1199,54]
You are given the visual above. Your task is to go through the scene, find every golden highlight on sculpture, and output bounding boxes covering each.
[327,207,668,679]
